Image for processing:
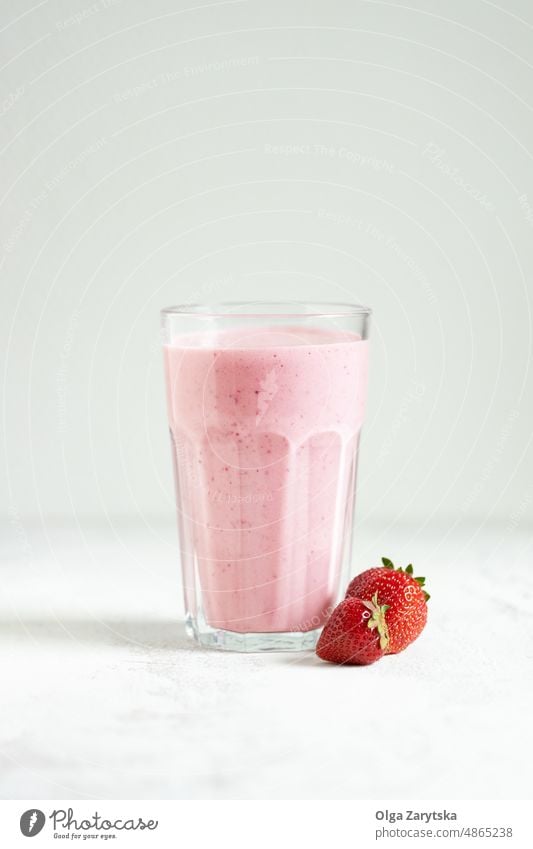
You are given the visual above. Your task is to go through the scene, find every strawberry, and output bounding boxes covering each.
[315,593,390,665]
[345,557,428,654]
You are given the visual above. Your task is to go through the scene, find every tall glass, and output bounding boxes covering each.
[161,302,370,651]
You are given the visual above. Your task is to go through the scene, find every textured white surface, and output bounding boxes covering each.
[1,519,532,800]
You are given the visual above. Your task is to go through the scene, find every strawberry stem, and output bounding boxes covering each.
[361,592,390,651]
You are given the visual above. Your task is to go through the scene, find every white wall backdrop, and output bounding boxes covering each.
[1,0,532,529]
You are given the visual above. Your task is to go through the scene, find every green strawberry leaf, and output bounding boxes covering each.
[382,557,394,569]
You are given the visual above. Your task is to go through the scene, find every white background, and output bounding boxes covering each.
[1,0,532,802]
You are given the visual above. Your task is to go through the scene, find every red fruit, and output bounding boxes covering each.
[315,594,390,665]
[345,558,428,654]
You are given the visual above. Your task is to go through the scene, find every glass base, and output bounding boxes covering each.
[185,615,321,652]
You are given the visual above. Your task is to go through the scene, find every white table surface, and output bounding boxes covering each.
[1,517,532,800]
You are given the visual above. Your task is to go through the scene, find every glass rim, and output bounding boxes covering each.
[161,300,371,318]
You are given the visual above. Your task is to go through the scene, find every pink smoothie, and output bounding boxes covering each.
[164,326,368,633]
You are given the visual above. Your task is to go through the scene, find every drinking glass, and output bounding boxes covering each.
[162,302,370,651]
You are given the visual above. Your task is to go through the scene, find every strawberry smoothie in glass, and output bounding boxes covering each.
[162,302,370,651]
